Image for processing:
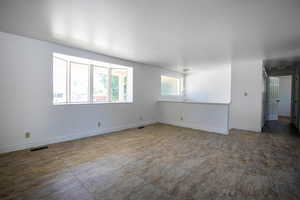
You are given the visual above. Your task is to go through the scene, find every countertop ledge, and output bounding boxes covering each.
[158,100,230,105]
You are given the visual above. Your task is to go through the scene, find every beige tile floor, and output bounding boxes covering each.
[1,123,300,200]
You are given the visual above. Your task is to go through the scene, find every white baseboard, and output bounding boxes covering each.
[159,120,229,135]
[0,120,156,153]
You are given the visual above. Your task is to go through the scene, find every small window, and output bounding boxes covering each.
[161,75,182,96]
[53,53,133,105]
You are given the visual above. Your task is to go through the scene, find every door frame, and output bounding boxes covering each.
[265,74,295,124]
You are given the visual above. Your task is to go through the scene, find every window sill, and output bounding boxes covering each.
[53,101,133,106]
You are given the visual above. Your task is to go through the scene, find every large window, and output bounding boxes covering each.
[53,53,133,105]
[161,75,183,96]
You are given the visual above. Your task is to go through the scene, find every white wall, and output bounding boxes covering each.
[230,59,263,132]
[158,101,229,134]
[0,31,182,153]
[0,31,268,153]
[279,76,292,117]
[185,64,231,103]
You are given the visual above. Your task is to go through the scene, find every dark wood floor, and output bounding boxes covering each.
[277,116,290,123]
[1,124,300,200]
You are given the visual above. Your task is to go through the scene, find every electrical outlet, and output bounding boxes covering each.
[139,116,143,121]
[180,116,183,121]
[25,132,31,138]
[97,122,101,128]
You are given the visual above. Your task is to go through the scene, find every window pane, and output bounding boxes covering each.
[93,66,109,102]
[70,62,89,103]
[111,68,129,102]
[53,57,67,104]
[161,76,180,96]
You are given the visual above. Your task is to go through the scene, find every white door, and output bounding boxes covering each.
[268,77,280,120]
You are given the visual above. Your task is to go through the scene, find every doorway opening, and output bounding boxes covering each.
[263,57,300,135]
[263,76,296,134]
[267,76,292,122]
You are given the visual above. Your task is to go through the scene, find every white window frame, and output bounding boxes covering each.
[53,53,133,105]
[160,75,183,97]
